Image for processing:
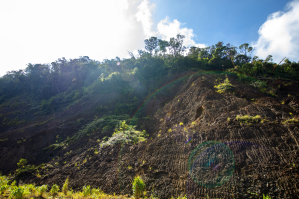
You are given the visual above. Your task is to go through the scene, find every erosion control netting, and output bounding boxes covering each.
[96,71,299,198]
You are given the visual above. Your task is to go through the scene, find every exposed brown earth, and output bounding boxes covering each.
[0,72,299,198]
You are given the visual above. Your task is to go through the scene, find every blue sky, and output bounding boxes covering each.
[0,0,298,76]
[151,0,289,46]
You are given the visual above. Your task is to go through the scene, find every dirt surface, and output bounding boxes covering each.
[0,72,299,198]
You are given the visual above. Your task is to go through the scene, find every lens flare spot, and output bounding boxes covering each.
[188,141,235,188]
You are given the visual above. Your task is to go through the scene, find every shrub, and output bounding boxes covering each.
[26,184,36,196]
[250,80,267,89]
[132,176,145,199]
[91,188,103,195]
[17,159,27,168]
[83,185,91,196]
[50,184,59,196]
[263,194,272,199]
[62,178,69,195]
[10,187,25,199]
[99,120,147,149]
[214,75,233,93]
[282,118,299,125]
[37,185,47,197]
[236,115,261,123]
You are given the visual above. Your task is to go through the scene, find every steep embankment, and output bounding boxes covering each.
[1,72,299,198]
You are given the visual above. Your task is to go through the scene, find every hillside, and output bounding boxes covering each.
[1,40,299,198]
[0,71,299,198]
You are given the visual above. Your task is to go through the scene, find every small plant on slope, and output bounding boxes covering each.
[37,185,48,197]
[236,115,261,123]
[132,176,145,199]
[214,75,233,93]
[83,185,91,196]
[263,194,272,199]
[99,120,148,149]
[50,184,59,196]
[10,187,28,199]
[62,178,69,195]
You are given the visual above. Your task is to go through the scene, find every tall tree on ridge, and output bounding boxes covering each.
[158,39,169,58]
[168,34,186,58]
[144,37,159,55]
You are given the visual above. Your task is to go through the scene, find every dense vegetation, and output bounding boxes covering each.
[1,35,298,111]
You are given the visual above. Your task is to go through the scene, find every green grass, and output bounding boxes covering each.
[0,174,192,199]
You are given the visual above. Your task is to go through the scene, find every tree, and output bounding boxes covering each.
[158,39,169,57]
[199,47,210,59]
[238,43,253,63]
[168,34,186,58]
[265,55,273,63]
[189,46,201,57]
[144,37,159,55]
[239,43,253,57]
[225,44,238,68]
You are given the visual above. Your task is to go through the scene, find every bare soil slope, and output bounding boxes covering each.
[1,72,299,199]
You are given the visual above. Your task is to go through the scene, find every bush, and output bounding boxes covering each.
[132,176,145,199]
[26,184,36,196]
[50,184,59,196]
[214,75,233,93]
[91,188,103,195]
[17,159,27,168]
[263,194,272,199]
[250,80,267,89]
[99,120,147,149]
[83,185,91,196]
[236,115,261,123]
[62,178,69,195]
[10,187,25,199]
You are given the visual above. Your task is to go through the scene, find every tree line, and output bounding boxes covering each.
[0,34,298,106]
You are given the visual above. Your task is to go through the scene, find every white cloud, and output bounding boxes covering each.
[157,17,206,48]
[135,0,155,38]
[0,0,146,76]
[0,0,206,77]
[252,0,299,62]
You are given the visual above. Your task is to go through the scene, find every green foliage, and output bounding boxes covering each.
[1,116,26,126]
[99,120,148,149]
[282,118,299,125]
[263,194,272,199]
[145,37,159,55]
[236,115,261,123]
[237,73,255,83]
[250,80,267,89]
[10,187,25,199]
[17,159,27,167]
[62,178,69,195]
[0,175,9,195]
[91,188,103,195]
[82,185,91,196]
[50,184,60,196]
[15,159,44,179]
[214,75,233,93]
[132,176,146,199]
[37,185,48,197]
[249,79,276,96]
[26,184,36,196]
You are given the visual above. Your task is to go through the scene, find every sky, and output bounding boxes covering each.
[0,0,298,77]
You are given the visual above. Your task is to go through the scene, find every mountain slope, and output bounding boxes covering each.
[1,72,299,198]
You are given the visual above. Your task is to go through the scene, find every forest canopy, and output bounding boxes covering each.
[0,34,298,107]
